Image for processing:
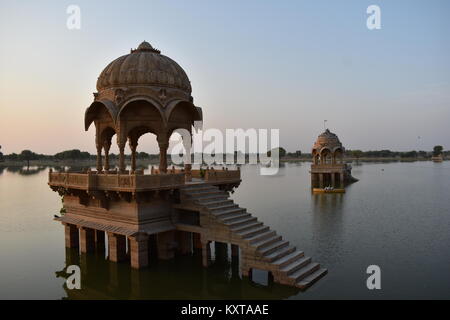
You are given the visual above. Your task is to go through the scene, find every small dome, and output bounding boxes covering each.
[96,41,191,93]
[313,129,343,152]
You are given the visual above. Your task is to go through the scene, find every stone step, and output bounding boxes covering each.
[289,262,320,282]
[279,256,312,275]
[273,250,305,269]
[251,235,282,250]
[239,225,270,239]
[187,189,226,197]
[247,230,277,244]
[203,199,234,208]
[263,245,296,263]
[214,208,246,218]
[184,185,213,192]
[220,212,252,223]
[224,216,257,228]
[296,268,328,289]
[210,204,239,212]
[231,221,263,233]
[194,194,229,202]
[259,240,289,256]
[183,184,209,190]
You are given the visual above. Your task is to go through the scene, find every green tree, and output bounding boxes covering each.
[433,145,443,157]
[267,147,286,158]
[295,150,302,158]
[351,150,363,159]
[19,150,39,167]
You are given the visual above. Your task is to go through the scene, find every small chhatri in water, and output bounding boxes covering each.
[310,129,357,191]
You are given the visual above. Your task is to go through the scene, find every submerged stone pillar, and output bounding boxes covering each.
[319,173,324,188]
[340,172,345,188]
[201,241,211,267]
[108,232,127,262]
[95,229,105,249]
[64,223,79,248]
[177,231,192,255]
[157,230,175,260]
[79,227,95,253]
[331,173,336,188]
[231,244,239,258]
[193,233,202,250]
[129,233,149,269]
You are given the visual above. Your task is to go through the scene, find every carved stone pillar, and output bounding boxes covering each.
[319,173,324,188]
[182,133,192,181]
[157,134,169,174]
[118,141,126,173]
[184,164,192,182]
[340,172,345,188]
[96,143,103,173]
[331,173,336,188]
[103,141,111,172]
[128,137,138,174]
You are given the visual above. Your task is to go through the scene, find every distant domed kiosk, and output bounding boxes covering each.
[49,41,326,291]
[310,129,356,189]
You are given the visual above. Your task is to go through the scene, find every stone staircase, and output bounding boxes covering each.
[181,183,327,290]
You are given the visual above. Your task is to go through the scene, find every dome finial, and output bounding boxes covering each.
[131,41,161,54]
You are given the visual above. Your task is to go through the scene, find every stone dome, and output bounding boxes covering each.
[96,41,192,93]
[312,129,343,152]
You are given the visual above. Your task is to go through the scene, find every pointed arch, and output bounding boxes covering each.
[84,100,118,131]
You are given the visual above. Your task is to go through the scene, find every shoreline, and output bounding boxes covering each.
[0,157,446,167]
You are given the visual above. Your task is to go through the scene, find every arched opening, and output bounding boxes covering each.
[166,101,201,179]
[100,127,117,172]
[117,99,165,172]
[320,148,332,164]
[84,101,118,172]
[333,148,344,164]
[312,150,320,165]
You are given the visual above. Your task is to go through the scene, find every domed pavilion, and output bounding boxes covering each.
[84,41,202,174]
[310,129,355,188]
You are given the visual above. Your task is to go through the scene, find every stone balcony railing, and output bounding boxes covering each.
[191,167,241,183]
[310,163,348,171]
[48,167,241,192]
[48,170,185,192]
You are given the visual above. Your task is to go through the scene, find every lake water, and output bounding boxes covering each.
[0,162,449,299]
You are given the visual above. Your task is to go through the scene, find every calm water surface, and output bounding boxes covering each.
[0,162,449,299]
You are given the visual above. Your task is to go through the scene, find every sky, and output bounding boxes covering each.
[0,0,449,155]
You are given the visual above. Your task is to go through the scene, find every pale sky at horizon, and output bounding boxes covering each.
[1,0,449,155]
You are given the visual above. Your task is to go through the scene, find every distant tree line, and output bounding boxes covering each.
[0,146,447,165]
[0,148,159,165]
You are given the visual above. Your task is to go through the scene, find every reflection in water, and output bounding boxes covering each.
[311,193,346,265]
[56,246,299,300]
[2,165,48,175]
[2,162,450,299]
